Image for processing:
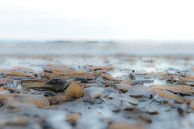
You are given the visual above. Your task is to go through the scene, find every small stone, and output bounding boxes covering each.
[46,78,67,92]
[65,83,84,98]
[129,70,136,80]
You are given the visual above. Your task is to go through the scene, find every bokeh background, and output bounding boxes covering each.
[0,0,194,41]
[0,0,194,56]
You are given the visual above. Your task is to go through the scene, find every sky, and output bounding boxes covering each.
[0,0,194,40]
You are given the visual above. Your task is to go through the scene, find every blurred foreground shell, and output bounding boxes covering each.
[108,122,144,129]
[0,116,30,127]
[0,94,49,108]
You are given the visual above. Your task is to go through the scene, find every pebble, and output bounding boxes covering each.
[46,78,67,92]
[65,83,84,98]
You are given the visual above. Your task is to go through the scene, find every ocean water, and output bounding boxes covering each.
[0,40,194,56]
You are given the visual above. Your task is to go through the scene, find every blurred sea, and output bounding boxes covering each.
[0,40,194,56]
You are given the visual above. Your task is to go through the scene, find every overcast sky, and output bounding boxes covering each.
[0,0,194,40]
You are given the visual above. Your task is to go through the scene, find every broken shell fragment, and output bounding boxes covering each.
[178,75,194,82]
[66,113,81,125]
[41,71,95,80]
[0,116,30,127]
[108,122,144,129]
[151,85,194,95]
[99,73,115,80]
[21,79,66,92]
[1,61,194,129]
[190,100,194,110]
[21,79,45,88]
[88,66,113,71]
[43,65,73,74]
[152,88,185,103]
[47,94,67,105]
[1,67,37,78]
[115,84,131,93]
[5,71,35,78]
[0,78,13,86]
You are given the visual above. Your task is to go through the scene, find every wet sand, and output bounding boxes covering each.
[0,41,194,129]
